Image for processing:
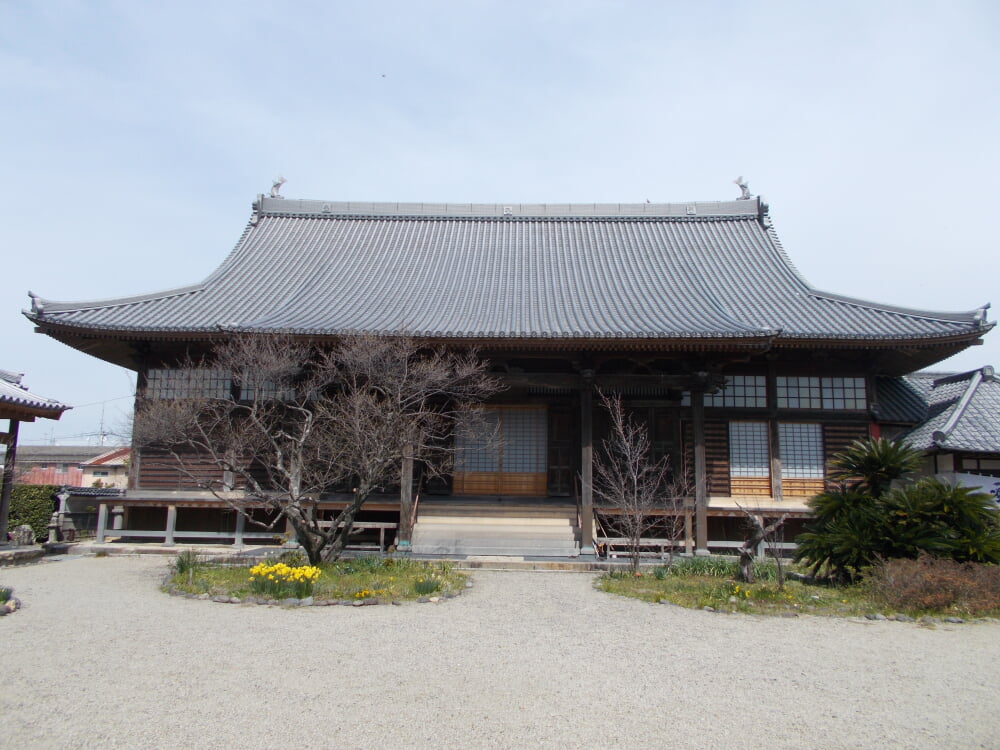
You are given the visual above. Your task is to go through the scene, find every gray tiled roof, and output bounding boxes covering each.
[0,370,70,418]
[898,367,1000,453]
[875,375,931,423]
[25,196,992,346]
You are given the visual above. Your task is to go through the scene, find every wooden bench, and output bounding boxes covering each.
[597,537,684,560]
[317,520,398,552]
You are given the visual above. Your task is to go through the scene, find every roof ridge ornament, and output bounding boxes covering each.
[270,176,287,199]
[734,176,752,200]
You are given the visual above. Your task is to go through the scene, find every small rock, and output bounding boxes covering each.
[728,596,738,604]
[391,600,402,606]
[299,597,314,607]
[282,598,300,607]
[944,617,965,624]
[417,596,430,603]
[339,600,353,606]
[197,593,210,600]
[920,616,940,625]
[702,606,715,612]
[363,598,378,606]
[780,611,799,618]
[352,600,364,607]
[864,613,887,621]
[893,614,915,623]
[465,581,473,588]
[443,592,455,599]
[429,596,441,603]
[229,597,241,604]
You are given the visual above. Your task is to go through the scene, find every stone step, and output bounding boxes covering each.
[418,504,576,520]
[413,527,579,542]
[411,543,581,557]
[412,500,580,557]
[417,515,573,526]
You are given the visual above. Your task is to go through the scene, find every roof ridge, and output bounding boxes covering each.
[253,195,767,220]
[931,368,989,446]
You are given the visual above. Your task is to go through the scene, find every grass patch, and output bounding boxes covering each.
[596,556,1000,618]
[164,554,466,603]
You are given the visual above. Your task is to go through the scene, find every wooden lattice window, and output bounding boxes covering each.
[728,421,770,496]
[777,376,866,410]
[779,422,825,497]
[453,406,548,496]
[705,376,767,408]
[145,368,231,400]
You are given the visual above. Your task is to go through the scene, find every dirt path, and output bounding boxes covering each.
[3,555,998,749]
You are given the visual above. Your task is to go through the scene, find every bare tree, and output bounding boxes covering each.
[133,334,498,564]
[735,507,789,586]
[592,392,691,573]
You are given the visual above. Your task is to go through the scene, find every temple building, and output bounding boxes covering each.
[25,191,993,555]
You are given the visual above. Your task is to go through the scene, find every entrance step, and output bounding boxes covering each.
[411,499,580,557]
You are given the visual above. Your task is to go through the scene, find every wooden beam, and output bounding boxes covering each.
[579,373,594,552]
[0,420,21,542]
[691,390,708,553]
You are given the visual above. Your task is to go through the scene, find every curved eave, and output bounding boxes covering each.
[28,313,990,353]
[0,400,69,422]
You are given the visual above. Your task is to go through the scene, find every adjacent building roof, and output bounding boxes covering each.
[3,445,115,465]
[0,369,70,422]
[25,194,992,365]
[81,446,130,467]
[895,367,1000,453]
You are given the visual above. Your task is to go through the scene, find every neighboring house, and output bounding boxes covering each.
[24,192,994,555]
[0,369,70,541]
[6,445,130,488]
[81,446,131,489]
[8,446,102,486]
[878,367,1000,500]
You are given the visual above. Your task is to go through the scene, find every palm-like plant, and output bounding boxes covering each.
[795,438,1000,581]
[828,437,922,498]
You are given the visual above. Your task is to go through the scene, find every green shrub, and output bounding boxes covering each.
[0,586,11,603]
[173,550,202,576]
[277,549,307,567]
[8,485,57,541]
[795,439,1000,581]
[413,576,441,595]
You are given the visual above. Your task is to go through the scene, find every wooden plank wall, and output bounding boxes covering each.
[683,421,730,496]
[823,423,872,490]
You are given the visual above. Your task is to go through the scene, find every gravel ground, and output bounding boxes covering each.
[2,555,999,749]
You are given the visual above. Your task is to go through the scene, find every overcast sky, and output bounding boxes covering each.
[2,0,998,446]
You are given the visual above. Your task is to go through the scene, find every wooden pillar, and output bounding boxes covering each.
[96,502,109,543]
[684,510,693,555]
[233,511,245,547]
[579,372,595,553]
[767,364,783,502]
[691,390,709,554]
[164,505,177,546]
[0,419,20,544]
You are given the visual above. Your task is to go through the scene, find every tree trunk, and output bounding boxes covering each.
[398,448,414,544]
[321,491,369,561]
[736,513,788,584]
